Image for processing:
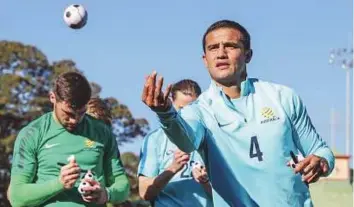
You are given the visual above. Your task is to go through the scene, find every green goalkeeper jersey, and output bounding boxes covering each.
[9,112,129,207]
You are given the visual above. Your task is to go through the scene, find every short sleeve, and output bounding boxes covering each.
[138,132,160,177]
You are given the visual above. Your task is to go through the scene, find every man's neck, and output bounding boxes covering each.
[173,104,180,111]
[52,111,60,124]
[221,85,241,99]
[215,77,246,99]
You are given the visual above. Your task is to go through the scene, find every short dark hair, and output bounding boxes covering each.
[86,98,112,126]
[53,71,92,109]
[171,79,202,101]
[202,20,251,52]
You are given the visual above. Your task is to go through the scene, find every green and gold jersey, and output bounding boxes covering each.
[10,112,129,207]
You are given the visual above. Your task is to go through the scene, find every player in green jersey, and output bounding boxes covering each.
[8,72,130,207]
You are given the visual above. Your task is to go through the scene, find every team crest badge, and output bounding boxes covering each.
[260,107,280,124]
[85,139,95,148]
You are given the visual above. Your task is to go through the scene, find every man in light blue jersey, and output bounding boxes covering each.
[138,79,213,207]
[141,20,334,207]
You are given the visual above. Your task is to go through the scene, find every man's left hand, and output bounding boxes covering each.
[192,165,209,184]
[81,179,108,204]
[293,155,329,184]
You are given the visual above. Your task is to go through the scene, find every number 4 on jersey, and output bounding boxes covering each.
[249,136,263,161]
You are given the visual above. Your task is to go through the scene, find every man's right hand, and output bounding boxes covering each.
[168,149,190,173]
[141,71,173,112]
[59,159,80,189]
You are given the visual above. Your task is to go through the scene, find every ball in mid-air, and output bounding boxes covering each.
[63,4,88,29]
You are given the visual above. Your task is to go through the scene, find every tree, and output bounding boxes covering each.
[0,41,149,205]
[121,152,140,199]
[113,152,151,207]
[105,97,149,145]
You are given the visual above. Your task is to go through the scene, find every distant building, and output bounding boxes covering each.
[324,151,351,181]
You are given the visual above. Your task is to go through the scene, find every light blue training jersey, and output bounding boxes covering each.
[156,78,335,207]
[138,128,213,207]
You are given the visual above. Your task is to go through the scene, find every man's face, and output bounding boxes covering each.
[173,91,197,110]
[50,93,87,131]
[203,28,252,86]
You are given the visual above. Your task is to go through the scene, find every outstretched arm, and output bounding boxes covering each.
[141,71,205,152]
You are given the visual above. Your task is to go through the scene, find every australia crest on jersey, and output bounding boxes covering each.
[260,107,280,124]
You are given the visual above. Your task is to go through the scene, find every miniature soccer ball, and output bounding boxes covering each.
[63,4,88,29]
[192,162,202,169]
[78,170,94,194]
[78,180,92,194]
[290,154,305,169]
[84,171,94,180]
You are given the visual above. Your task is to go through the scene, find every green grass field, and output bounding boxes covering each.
[310,180,353,207]
[106,180,353,207]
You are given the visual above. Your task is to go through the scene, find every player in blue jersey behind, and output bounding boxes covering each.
[140,20,334,207]
[138,79,213,207]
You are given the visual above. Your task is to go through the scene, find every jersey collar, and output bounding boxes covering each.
[207,78,256,110]
[51,112,65,130]
[209,78,255,97]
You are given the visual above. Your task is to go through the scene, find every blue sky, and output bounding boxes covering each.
[1,0,352,156]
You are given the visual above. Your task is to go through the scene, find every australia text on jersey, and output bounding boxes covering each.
[260,107,280,124]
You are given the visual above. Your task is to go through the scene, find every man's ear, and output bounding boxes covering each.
[49,92,56,104]
[245,49,253,63]
[202,54,208,69]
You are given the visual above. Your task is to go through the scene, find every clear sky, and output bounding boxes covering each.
[1,0,352,157]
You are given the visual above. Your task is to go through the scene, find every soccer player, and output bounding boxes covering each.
[8,72,130,207]
[138,79,213,207]
[141,20,335,206]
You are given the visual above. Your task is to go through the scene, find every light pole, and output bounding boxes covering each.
[329,48,353,155]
